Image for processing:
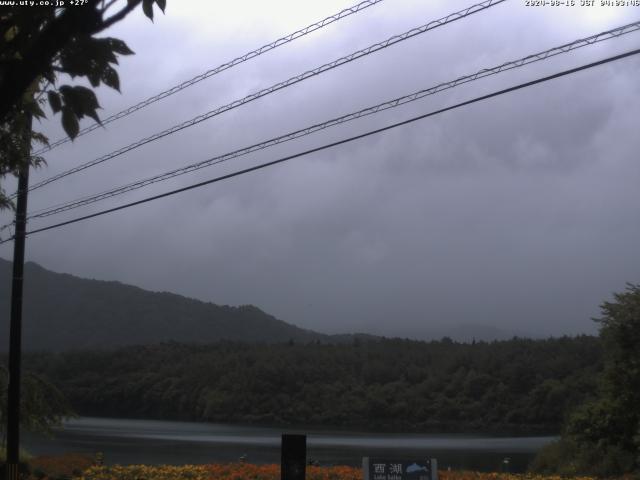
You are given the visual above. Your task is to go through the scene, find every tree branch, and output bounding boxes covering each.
[101,0,120,14]
[0,1,143,123]
[100,0,142,31]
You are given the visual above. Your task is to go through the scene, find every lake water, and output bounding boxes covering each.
[23,417,556,472]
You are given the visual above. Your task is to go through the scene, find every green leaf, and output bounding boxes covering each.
[61,107,79,139]
[74,86,102,124]
[27,99,46,119]
[101,65,120,92]
[30,131,49,147]
[58,85,74,104]
[59,85,101,116]
[30,154,47,169]
[87,71,101,87]
[85,109,101,125]
[58,37,121,81]
[76,86,101,111]
[155,0,166,13]
[142,0,154,20]
[107,38,134,56]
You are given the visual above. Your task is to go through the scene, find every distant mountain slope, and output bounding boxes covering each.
[0,258,327,351]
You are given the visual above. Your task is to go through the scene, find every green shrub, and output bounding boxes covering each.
[529,438,578,476]
[530,437,637,477]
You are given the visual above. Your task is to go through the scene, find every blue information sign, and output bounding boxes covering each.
[362,458,438,480]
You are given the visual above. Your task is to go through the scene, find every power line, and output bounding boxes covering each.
[33,0,386,155]
[23,20,640,220]
[23,0,505,195]
[3,47,636,244]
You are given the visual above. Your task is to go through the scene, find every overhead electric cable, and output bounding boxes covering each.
[23,20,640,220]
[33,0,386,155]
[23,0,505,195]
[1,47,636,244]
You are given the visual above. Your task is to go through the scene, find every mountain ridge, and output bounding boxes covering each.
[1,257,535,351]
[0,257,329,351]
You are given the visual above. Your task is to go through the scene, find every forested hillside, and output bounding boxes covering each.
[0,258,326,350]
[24,336,601,433]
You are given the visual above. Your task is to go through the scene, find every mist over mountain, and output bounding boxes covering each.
[1,258,536,352]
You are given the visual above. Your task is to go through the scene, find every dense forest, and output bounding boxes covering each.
[22,336,601,434]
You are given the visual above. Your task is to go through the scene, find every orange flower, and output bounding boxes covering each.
[33,460,599,480]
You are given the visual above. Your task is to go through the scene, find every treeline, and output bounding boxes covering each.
[23,336,601,433]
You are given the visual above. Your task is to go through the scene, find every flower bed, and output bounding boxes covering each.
[76,464,598,480]
[78,464,361,480]
[23,455,604,480]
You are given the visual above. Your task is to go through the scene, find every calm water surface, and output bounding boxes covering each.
[23,417,556,472]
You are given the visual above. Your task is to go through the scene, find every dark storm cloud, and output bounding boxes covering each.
[2,0,639,339]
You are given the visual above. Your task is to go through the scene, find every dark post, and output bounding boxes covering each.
[281,434,306,480]
[5,114,31,480]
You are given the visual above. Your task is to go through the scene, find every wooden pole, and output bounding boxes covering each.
[5,113,31,480]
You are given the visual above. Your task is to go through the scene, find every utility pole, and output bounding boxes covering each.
[5,113,31,480]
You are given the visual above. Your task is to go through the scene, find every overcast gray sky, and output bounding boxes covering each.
[2,0,639,339]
